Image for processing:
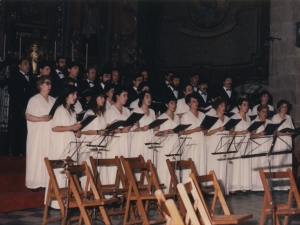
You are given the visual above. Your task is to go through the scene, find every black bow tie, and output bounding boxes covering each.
[226,89,231,91]
[58,72,63,74]
[201,92,207,95]
[88,81,94,84]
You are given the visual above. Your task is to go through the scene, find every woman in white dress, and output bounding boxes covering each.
[251,90,274,116]
[129,81,150,110]
[175,84,193,118]
[228,98,252,193]
[230,93,252,116]
[131,90,159,161]
[271,100,294,190]
[25,76,56,189]
[49,85,82,209]
[180,93,206,181]
[155,96,181,193]
[79,92,108,186]
[104,83,115,110]
[250,104,272,191]
[206,97,232,190]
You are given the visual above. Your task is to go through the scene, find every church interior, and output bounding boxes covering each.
[1,0,300,224]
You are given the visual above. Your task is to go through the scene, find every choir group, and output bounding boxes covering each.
[13,57,294,209]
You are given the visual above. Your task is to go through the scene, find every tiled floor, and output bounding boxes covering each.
[0,191,300,225]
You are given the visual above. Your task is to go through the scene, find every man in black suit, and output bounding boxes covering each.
[50,57,66,97]
[111,69,120,85]
[164,74,183,100]
[189,72,199,92]
[196,78,213,109]
[215,74,238,112]
[28,61,51,98]
[67,61,80,87]
[126,73,144,106]
[98,68,111,93]
[78,67,100,96]
[161,70,174,93]
[8,58,30,156]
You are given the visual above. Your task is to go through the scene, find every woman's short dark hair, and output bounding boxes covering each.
[58,85,77,112]
[237,98,249,111]
[260,90,270,99]
[277,99,289,111]
[90,91,106,115]
[212,97,227,110]
[164,94,177,105]
[257,104,268,112]
[112,86,128,102]
[183,83,193,92]
[137,81,149,92]
[104,83,116,95]
[185,92,199,105]
[138,90,151,107]
[37,75,52,91]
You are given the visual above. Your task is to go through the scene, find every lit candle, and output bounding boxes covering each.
[71,42,74,61]
[85,43,88,69]
[54,40,56,61]
[19,36,21,59]
[3,34,6,61]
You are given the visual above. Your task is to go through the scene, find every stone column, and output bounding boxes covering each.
[269,0,300,125]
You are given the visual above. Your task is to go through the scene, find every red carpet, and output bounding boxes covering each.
[0,156,45,213]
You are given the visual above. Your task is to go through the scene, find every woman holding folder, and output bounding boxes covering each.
[228,98,252,194]
[205,97,231,188]
[49,85,82,209]
[25,76,56,189]
[271,100,294,189]
[250,104,272,191]
[180,92,206,179]
[155,95,181,193]
[131,90,159,160]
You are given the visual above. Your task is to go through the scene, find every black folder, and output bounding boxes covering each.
[79,115,97,130]
[106,120,125,131]
[264,120,285,135]
[173,124,191,133]
[77,110,86,121]
[279,128,294,133]
[249,115,257,121]
[224,112,235,118]
[247,121,265,132]
[267,111,276,119]
[122,112,144,127]
[200,116,219,130]
[223,119,242,131]
[148,118,168,129]
[48,98,60,116]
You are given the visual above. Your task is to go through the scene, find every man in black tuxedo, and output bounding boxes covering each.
[78,67,100,97]
[111,69,120,85]
[189,73,199,92]
[50,57,66,97]
[28,61,51,98]
[67,61,80,87]
[164,74,183,100]
[98,68,111,93]
[196,78,213,109]
[215,74,238,112]
[161,70,174,94]
[126,73,144,106]
[8,58,30,156]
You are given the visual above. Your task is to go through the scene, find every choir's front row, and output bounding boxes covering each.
[25,76,294,206]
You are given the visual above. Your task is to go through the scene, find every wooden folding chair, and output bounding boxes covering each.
[122,159,170,224]
[259,168,300,225]
[154,189,184,225]
[43,157,77,225]
[189,171,253,224]
[89,156,127,216]
[65,161,118,225]
[177,182,210,225]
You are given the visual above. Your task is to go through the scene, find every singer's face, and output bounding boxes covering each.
[112,70,119,83]
[188,97,198,110]
[238,101,249,113]
[166,100,177,112]
[117,91,128,105]
[67,92,77,105]
[184,85,193,96]
[258,108,268,120]
[217,102,226,114]
[143,93,152,106]
[261,94,269,104]
[106,88,114,99]
[96,96,105,107]
[279,103,288,114]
